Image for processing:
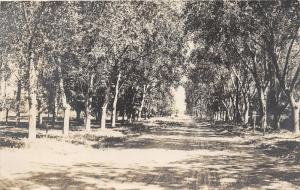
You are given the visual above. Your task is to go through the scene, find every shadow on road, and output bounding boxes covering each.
[1,117,300,189]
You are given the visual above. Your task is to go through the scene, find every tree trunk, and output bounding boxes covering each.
[234,92,239,122]
[273,114,281,130]
[38,111,43,126]
[243,95,250,125]
[3,79,8,125]
[76,109,81,122]
[95,109,100,122]
[244,106,249,125]
[101,102,108,129]
[46,112,49,135]
[37,99,43,126]
[122,112,125,123]
[95,111,99,122]
[47,106,51,124]
[62,96,71,136]
[5,109,8,125]
[16,79,21,127]
[292,106,299,134]
[63,106,70,136]
[290,94,300,134]
[0,110,3,123]
[138,84,147,121]
[59,76,71,136]
[84,74,94,132]
[253,111,257,133]
[222,101,230,122]
[52,100,56,128]
[0,74,5,122]
[28,51,37,141]
[84,100,91,132]
[111,73,121,128]
[272,104,287,130]
[101,87,110,129]
[260,88,268,135]
[228,97,234,121]
[128,112,132,123]
[129,88,136,123]
[144,109,147,120]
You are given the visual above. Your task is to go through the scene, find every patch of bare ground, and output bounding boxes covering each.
[210,121,300,164]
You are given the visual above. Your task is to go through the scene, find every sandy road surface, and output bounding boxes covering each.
[0,116,300,190]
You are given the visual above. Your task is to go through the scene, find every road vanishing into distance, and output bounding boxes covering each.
[1,116,300,190]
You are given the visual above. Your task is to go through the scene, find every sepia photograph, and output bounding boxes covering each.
[0,1,299,189]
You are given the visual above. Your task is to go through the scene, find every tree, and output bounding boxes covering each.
[15,2,46,140]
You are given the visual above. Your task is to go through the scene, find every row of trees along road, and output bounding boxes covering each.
[0,2,185,140]
[184,1,300,134]
[1,1,299,140]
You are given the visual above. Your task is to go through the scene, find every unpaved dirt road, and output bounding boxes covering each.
[1,116,300,190]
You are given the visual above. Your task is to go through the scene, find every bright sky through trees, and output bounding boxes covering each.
[174,86,186,115]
